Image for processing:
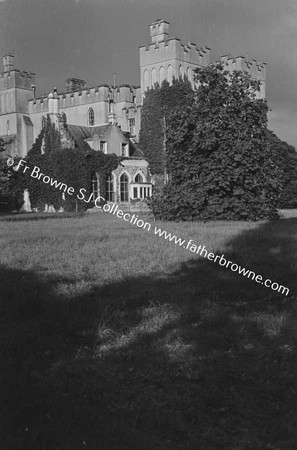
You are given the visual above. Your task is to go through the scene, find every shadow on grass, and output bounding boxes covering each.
[0,219,297,450]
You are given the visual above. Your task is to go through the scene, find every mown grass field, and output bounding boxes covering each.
[0,211,297,449]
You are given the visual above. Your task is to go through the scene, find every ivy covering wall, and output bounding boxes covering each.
[10,115,119,211]
[139,77,194,177]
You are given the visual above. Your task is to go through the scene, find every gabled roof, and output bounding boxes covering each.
[66,123,144,158]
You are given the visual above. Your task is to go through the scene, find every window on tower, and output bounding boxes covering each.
[129,118,135,136]
[88,108,95,126]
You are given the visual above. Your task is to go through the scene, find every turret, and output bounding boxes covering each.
[150,19,169,44]
[48,87,59,115]
[3,54,15,72]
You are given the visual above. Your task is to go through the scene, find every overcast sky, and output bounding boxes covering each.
[0,0,296,148]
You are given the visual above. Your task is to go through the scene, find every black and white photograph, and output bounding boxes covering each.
[0,0,297,448]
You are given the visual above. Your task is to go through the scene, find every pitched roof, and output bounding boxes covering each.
[66,123,145,158]
[66,125,92,153]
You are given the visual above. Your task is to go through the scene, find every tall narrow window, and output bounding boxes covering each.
[105,174,114,202]
[6,120,10,135]
[100,141,107,153]
[144,69,149,91]
[168,65,173,85]
[121,143,128,156]
[120,173,129,202]
[129,118,135,136]
[88,107,95,126]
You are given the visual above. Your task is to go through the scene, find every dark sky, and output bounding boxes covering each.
[1,0,296,148]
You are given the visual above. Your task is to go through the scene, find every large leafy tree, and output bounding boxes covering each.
[267,130,297,209]
[139,77,194,177]
[150,63,282,221]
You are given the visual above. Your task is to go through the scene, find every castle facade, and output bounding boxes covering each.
[0,19,267,208]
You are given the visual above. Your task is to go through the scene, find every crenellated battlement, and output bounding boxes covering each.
[220,55,266,98]
[220,55,266,81]
[0,69,36,91]
[29,84,141,114]
[140,38,210,67]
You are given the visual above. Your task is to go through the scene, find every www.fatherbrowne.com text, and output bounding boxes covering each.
[10,158,290,296]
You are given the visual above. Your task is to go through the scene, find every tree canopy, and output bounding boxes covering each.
[267,130,297,209]
[150,63,282,221]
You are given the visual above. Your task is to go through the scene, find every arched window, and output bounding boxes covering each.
[61,112,67,125]
[168,65,173,84]
[152,67,157,86]
[105,174,114,202]
[6,120,10,135]
[92,172,100,199]
[187,67,193,83]
[143,69,149,90]
[41,115,46,129]
[88,107,95,126]
[134,173,143,183]
[178,65,183,78]
[120,173,129,202]
[160,66,165,84]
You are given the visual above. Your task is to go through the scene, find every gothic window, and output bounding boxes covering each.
[88,107,95,126]
[152,67,157,86]
[168,65,173,84]
[120,173,129,202]
[160,66,165,83]
[6,120,10,135]
[105,174,114,202]
[61,112,67,125]
[41,116,46,129]
[187,67,191,82]
[144,70,149,90]
[179,65,183,78]
[134,173,143,183]
[129,118,136,136]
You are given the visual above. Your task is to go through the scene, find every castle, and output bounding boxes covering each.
[0,19,266,207]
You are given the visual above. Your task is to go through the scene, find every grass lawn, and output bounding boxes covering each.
[0,212,297,449]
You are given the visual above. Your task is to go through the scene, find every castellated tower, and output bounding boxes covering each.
[220,55,266,99]
[139,19,211,96]
[140,20,266,101]
[0,54,35,157]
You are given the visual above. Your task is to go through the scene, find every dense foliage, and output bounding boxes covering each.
[139,77,194,177]
[10,116,118,211]
[0,138,23,211]
[267,130,297,209]
[150,63,282,221]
